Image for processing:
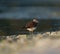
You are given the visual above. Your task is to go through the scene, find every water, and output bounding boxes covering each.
[0,38,60,54]
[19,39,60,54]
[0,6,60,54]
[0,7,60,19]
[0,32,60,54]
[0,19,60,36]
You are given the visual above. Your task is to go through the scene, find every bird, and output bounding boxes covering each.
[24,18,39,39]
[26,18,38,32]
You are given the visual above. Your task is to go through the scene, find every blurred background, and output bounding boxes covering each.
[0,1,60,54]
[0,0,60,35]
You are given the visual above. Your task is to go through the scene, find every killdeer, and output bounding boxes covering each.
[25,18,39,39]
[26,18,39,32]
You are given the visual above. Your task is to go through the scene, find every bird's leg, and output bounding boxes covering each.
[26,31,30,39]
[29,31,34,39]
[31,31,34,37]
[27,31,32,40]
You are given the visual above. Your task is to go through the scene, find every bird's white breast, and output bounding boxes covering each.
[27,27,36,32]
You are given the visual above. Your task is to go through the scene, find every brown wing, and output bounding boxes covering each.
[25,21,34,28]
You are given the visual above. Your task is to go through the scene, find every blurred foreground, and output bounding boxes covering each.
[0,31,60,54]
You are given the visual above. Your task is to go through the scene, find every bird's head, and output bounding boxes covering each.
[33,18,39,23]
